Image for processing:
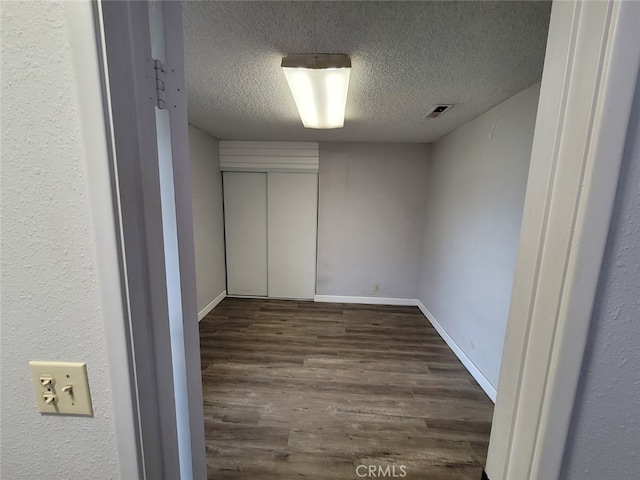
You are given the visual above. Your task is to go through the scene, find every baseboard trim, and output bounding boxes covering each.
[198,290,226,321]
[416,300,497,402]
[313,295,419,306]
[229,292,497,401]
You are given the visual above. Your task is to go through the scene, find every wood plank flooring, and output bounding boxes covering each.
[200,298,494,480]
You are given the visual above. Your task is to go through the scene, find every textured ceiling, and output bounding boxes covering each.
[183,1,551,143]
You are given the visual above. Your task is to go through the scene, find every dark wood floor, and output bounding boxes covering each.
[200,298,494,480]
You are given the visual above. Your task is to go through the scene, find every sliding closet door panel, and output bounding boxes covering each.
[223,172,267,296]
[267,173,318,299]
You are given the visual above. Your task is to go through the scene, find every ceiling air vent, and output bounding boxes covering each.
[425,104,453,119]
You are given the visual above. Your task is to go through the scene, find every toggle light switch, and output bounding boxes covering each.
[61,384,74,405]
[29,361,93,416]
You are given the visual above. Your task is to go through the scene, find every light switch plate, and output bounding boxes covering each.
[29,361,93,416]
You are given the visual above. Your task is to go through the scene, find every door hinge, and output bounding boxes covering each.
[150,58,184,110]
[154,59,167,109]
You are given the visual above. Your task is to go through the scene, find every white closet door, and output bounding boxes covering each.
[223,172,268,296]
[267,173,318,299]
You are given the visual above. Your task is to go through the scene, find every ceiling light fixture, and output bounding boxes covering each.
[282,54,351,129]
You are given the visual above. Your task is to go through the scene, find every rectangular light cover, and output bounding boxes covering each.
[282,63,351,129]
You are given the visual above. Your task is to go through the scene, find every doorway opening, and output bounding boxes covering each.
[96,0,640,478]
[183,2,549,478]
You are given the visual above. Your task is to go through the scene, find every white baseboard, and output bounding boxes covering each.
[416,300,497,402]
[198,290,226,321]
[314,295,419,306]
[226,294,268,300]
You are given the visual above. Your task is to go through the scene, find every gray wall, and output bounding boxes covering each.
[560,76,640,480]
[317,143,429,299]
[188,125,226,314]
[1,2,120,477]
[418,84,540,388]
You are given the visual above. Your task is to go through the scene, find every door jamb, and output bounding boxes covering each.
[487,1,640,478]
[93,1,191,478]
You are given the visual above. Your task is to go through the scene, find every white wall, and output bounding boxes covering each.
[1,1,125,477]
[560,77,640,479]
[188,125,226,316]
[418,84,540,390]
[317,143,429,299]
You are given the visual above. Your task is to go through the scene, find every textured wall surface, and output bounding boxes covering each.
[189,125,227,313]
[418,84,540,388]
[317,143,429,299]
[560,77,640,479]
[1,2,119,477]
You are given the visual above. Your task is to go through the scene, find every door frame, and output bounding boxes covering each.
[92,0,206,478]
[83,0,640,478]
[487,1,640,478]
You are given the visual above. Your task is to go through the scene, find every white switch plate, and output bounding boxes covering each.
[29,361,93,416]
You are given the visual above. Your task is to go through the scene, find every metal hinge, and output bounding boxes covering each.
[151,58,183,110]
[154,59,166,109]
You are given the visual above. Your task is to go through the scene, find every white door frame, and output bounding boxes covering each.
[487,1,640,479]
[92,0,206,478]
[85,1,640,479]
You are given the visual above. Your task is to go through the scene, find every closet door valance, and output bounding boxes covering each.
[219,141,319,173]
